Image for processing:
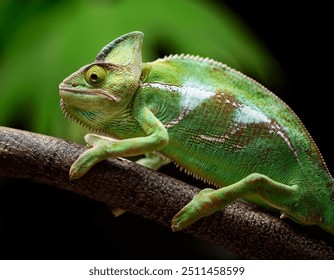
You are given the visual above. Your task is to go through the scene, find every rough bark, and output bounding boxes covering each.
[0,126,333,259]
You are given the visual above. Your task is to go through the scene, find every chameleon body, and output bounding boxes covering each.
[59,32,334,234]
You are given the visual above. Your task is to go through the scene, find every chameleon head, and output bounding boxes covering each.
[59,31,143,129]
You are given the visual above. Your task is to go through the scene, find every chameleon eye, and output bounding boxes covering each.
[84,65,107,87]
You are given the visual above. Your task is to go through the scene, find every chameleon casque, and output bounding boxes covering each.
[59,31,334,235]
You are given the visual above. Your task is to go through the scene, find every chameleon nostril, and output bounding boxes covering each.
[72,82,79,87]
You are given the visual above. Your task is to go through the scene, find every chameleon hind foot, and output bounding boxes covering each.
[171,188,219,231]
[172,173,300,231]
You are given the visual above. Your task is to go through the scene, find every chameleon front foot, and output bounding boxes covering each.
[69,146,104,180]
[70,147,107,180]
[171,188,220,231]
[69,134,117,180]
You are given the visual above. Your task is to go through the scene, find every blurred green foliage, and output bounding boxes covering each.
[0,0,279,142]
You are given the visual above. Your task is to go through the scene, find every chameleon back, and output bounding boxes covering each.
[140,55,333,191]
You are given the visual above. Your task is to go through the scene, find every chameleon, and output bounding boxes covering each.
[59,31,334,235]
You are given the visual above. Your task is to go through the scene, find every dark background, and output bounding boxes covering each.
[0,1,332,259]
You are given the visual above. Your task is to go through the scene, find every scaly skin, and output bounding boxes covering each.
[59,32,334,235]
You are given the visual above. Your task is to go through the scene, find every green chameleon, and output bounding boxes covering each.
[59,31,334,235]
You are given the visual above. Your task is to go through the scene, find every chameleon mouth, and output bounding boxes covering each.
[59,85,121,103]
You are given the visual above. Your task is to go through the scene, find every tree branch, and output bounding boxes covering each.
[0,126,333,259]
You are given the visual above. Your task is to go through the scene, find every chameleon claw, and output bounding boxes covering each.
[69,169,79,180]
[171,204,212,232]
[111,208,126,217]
[280,213,288,219]
[69,148,102,180]
[171,188,218,231]
[69,164,85,180]
[171,207,199,232]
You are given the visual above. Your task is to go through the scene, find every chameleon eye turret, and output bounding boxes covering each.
[59,31,334,235]
[84,65,107,87]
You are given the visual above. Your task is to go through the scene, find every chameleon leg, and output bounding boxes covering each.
[136,152,171,170]
[171,173,299,231]
[69,104,168,180]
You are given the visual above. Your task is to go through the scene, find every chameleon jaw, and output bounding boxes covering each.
[59,98,108,136]
[59,85,121,103]
[59,98,87,128]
